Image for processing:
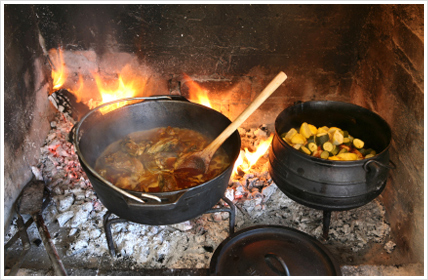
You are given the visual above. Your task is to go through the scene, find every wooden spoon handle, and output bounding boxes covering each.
[204,71,287,156]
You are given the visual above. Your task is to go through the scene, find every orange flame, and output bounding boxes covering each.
[233,134,273,175]
[90,65,148,113]
[50,48,67,91]
[183,73,213,109]
[232,150,245,175]
[72,74,84,103]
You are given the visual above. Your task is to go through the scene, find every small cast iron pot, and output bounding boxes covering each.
[73,96,241,225]
[210,225,341,276]
[269,101,394,211]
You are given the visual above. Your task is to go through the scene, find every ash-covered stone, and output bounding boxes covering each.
[56,211,74,227]
[56,194,74,212]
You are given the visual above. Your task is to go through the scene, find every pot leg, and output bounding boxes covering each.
[103,211,129,257]
[222,196,236,235]
[204,197,236,235]
[322,210,332,240]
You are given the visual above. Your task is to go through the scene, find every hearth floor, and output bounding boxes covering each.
[4,187,423,277]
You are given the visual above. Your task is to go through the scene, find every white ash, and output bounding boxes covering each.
[4,114,393,271]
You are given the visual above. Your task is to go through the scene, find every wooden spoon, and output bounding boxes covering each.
[175,71,287,174]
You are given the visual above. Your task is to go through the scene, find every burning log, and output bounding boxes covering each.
[48,89,91,122]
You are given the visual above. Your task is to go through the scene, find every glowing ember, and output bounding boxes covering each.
[183,73,213,109]
[50,48,67,91]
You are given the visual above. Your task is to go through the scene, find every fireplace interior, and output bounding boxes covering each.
[3,3,425,277]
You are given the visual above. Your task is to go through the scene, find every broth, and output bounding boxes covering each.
[95,126,230,192]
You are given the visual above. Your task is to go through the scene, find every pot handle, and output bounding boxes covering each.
[124,191,186,208]
[264,253,291,276]
[363,159,396,172]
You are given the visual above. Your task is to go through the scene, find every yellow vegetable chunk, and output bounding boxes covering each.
[328,127,341,133]
[336,152,358,161]
[299,122,313,138]
[291,133,307,145]
[300,146,311,155]
[283,128,297,142]
[331,130,344,145]
[293,143,302,150]
[317,126,329,133]
[308,124,318,135]
[328,156,341,160]
[353,138,364,149]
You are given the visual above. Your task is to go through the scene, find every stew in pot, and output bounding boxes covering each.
[95,126,230,192]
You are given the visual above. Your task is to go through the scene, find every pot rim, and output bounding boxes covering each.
[73,95,240,203]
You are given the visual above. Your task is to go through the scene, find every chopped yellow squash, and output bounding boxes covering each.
[299,122,313,138]
[300,146,311,155]
[308,124,318,135]
[284,128,298,142]
[331,130,344,145]
[336,152,358,161]
[291,133,307,145]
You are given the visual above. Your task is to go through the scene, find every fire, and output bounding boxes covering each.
[181,73,272,176]
[48,50,272,172]
[243,134,273,169]
[88,64,148,113]
[50,48,67,91]
[72,74,84,103]
[49,49,148,114]
[183,73,213,109]
[233,134,273,175]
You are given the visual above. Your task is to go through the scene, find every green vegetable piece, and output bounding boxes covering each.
[366,148,376,156]
[342,137,351,146]
[316,133,329,146]
[320,150,330,159]
[329,145,340,155]
[322,141,335,152]
[307,135,316,144]
[358,148,367,156]
[339,148,348,154]
[307,142,318,152]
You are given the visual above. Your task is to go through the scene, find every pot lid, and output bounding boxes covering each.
[209,225,341,276]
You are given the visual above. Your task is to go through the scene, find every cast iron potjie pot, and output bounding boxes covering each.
[73,96,241,225]
[269,101,393,211]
